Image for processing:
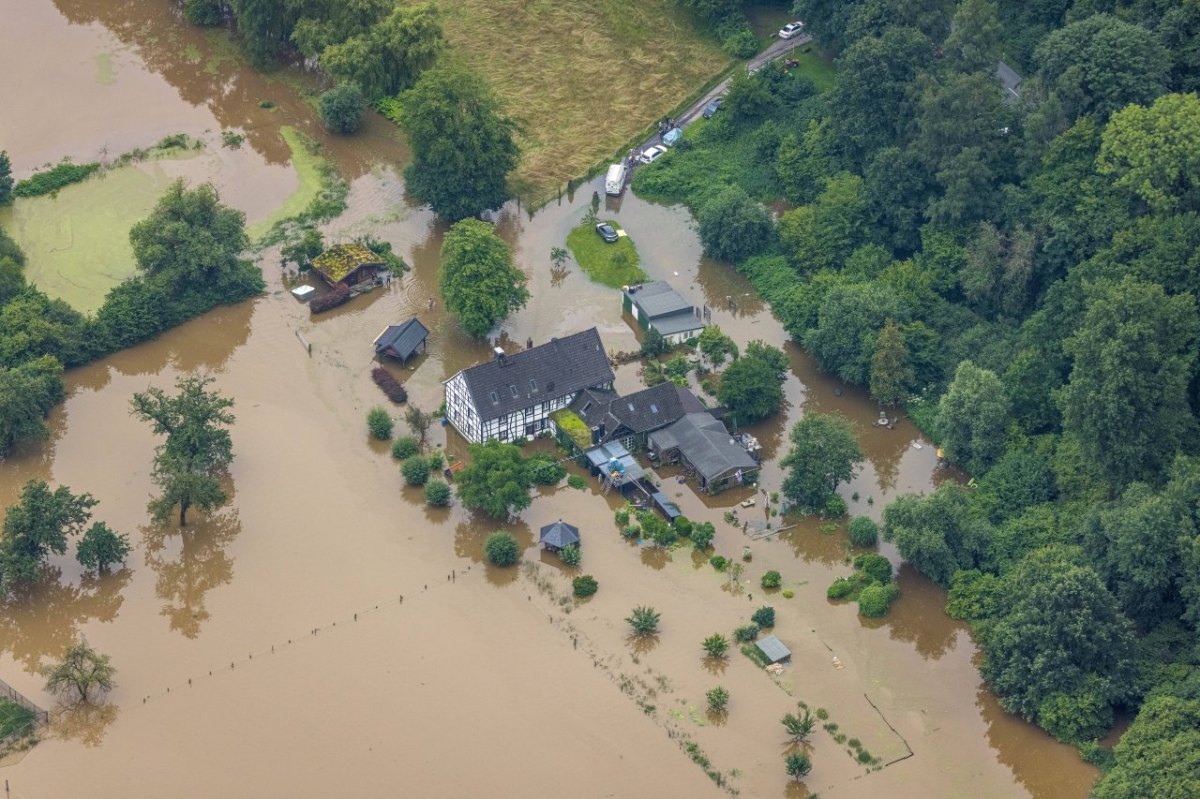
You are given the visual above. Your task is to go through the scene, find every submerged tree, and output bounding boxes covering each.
[781,413,864,512]
[42,640,116,703]
[131,374,235,526]
[0,480,98,591]
[626,605,661,636]
[455,440,533,518]
[75,523,132,574]
[438,219,529,338]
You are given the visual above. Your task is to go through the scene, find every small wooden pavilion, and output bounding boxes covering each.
[374,318,429,363]
[311,244,386,289]
[539,519,580,553]
[756,635,791,665]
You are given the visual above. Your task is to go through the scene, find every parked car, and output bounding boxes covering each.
[778,21,804,39]
[662,127,682,146]
[595,222,619,243]
[702,97,723,118]
[637,145,668,165]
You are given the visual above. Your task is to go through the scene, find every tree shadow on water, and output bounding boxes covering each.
[143,507,241,639]
[50,700,120,748]
[627,633,660,656]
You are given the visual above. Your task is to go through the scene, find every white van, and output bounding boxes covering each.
[605,163,627,196]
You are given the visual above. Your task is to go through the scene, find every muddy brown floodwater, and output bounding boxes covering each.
[0,2,1100,798]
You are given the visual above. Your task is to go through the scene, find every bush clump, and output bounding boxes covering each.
[847,516,879,547]
[622,524,641,539]
[485,532,520,567]
[391,436,420,460]
[822,494,848,518]
[367,407,393,440]
[615,507,630,525]
[733,624,759,642]
[424,479,451,506]
[827,578,857,600]
[761,570,782,589]
[781,589,795,599]
[310,284,352,314]
[853,553,893,584]
[371,367,408,403]
[528,454,567,485]
[858,583,901,617]
[567,474,587,490]
[319,83,365,135]
[13,160,101,198]
[710,554,729,571]
[690,521,716,550]
[751,606,775,628]
[559,543,582,567]
[426,450,445,471]
[402,456,431,486]
[573,575,598,597]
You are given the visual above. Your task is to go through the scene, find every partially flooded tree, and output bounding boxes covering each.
[626,606,661,636]
[0,480,97,591]
[404,405,433,446]
[42,640,116,703]
[75,523,132,574]
[785,751,812,781]
[782,708,816,742]
[131,374,235,526]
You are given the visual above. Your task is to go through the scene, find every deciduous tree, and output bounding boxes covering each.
[42,640,116,703]
[131,374,236,526]
[717,341,787,426]
[1098,92,1200,214]
[397,62,520,220]
[455,440,533,519]
[0,356,64,455]
[882,484,992,587]
[0,480,97,590]
[696,185,772,263]
[936,360,1011,474]
[0,151,13,205]
[869,319,913,405]
[438,219,529,338]
[943,0,1001,73]
[781,413,863,512]
[75,523,132,574]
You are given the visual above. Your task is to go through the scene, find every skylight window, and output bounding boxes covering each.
[650,403,658,413]
[529,379,537,392]
[489,391,499,403]
[509,385,519,398]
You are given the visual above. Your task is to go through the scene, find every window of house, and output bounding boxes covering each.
[509,385,519,398]
[489,391,499,404]
[529,379,537,392]
[650,403,658,413]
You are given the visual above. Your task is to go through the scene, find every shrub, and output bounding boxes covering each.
[782,589,795,599]
[674,516,693,537]
[827,578,856,600]
[426,450,445,471]
[627,606,661,636]
[858,583,900,617]
[615,507,630,525]
[319,83,365,135]
[710,554,729,571]
[484,532,520,567]
[847,516,879,547]
[371,367,408,402]
[723,28,759,59]
[785,752,812,780]
[13,160,101,198]
[822,494,848,518]
[751,606,775,628]
[696,184,773,262]
[706,686,730,712]
[401,456,431,486]
[761,570,782,589]
[622,524,641,539]
[783,708,816,742]
[367,407,393,440]
[853,553,893,584]
[559,543,582,567]
[528,455,566,485]
[573,575,598,597]
[424,479,451,506]
[391,436,420,460]
[640,328,667,357]
[310,284,352,314]
[702,633,730,658]
[567,475,587,490]
[733,624,759,642]
[184,0,224,25]
[690,521,716,550]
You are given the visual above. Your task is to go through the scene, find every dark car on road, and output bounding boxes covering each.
[702,97,723,118]
[596,222,619,243]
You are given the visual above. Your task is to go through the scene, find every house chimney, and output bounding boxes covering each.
[493,346,506,365]
[526,337,533,350]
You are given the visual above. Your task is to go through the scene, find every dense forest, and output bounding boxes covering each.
[635,1,1200,794]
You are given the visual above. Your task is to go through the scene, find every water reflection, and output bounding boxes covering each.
[860,564,961,660]
[0,567,131,672]
[51,699,120,747]
[142,508,241,638]
[452,517,532,587]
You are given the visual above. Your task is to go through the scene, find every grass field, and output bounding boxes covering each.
[432,0,730,198]
[0,161,168,313]
[246,126,331,242]
[566,219,646,288]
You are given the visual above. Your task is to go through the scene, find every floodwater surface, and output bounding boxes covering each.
[0,3,1099,798]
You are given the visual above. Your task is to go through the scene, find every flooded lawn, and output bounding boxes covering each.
[0,2,1099,798]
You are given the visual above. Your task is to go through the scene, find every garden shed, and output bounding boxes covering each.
[374,318,429,363]
[756,635,791,665]
[311,243,386,289]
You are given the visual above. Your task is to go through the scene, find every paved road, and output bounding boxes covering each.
[627,32,815,162]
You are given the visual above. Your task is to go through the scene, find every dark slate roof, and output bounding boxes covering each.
[373,318,429,360]
[540,520,580,549]
[649,312,705,337]
[571,383,705,443]
[648,412,758,482]
[455,328,614,422]
[756,634,791,664]
[625,281,692,319]
[996,61,1022,96]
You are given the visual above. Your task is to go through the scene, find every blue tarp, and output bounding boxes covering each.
[662,127,682,146]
